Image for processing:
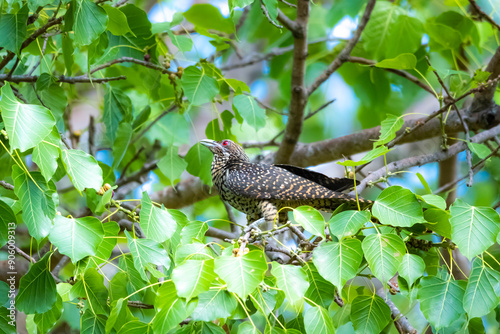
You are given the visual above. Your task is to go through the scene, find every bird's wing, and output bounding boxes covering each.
[274,164,358,192]
[226,163,353,201]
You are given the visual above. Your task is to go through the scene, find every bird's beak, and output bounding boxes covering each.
[200,139,221,151]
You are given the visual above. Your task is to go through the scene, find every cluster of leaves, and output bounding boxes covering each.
[1,0,500,333]
[3,184,500,333]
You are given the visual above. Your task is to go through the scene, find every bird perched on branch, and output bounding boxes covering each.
[200,139,371,226]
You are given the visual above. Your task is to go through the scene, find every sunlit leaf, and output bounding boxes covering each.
[350,295,391,334]
[293,206,325,238]
[362,233,405,283]
[372,186,425,227]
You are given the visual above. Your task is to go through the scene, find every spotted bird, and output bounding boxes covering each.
[200,139,372,226]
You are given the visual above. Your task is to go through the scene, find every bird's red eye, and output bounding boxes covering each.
[222,140,229,146]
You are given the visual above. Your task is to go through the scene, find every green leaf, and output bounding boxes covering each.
[361,1,405,59]
[112,122,132,167]
[313,238,363,289]
[61,34,75,76]
[191,289,237,321]
[139,192,177,243]
[0,6,28,54]
[232,95,267,130]
[304,306,335,334]
[426,22,462,50]
[185,143,213,186]
[361,233,405,283]
[385,15,423,58]
[181,66,219,106]
[81,312,107,333]
[32,129,62,181]
[72,0,108,46]
[419,194,447,210]
[398,254,425,287]
[271,262,309,306]
[70,268,109,315]
[469,142,491,159]
[175,241,214,264]
[0,307,16,334]
[304,265,336,309]
[153,281,197,333]
[376,53,417,70]
[181,220,208,244]
[125,230,171,281]
[463,258,500,318]
[93,221,119,262]
[16,254,57,314]
[337,146,389,167]
[418,277,466,330]
[49,216,104,262]
[251,287,279,316]
[184,4,235,34]
[0,199,16,247]
[214,249,267,299]
[132,106,151,131]
[33,294,63,333]
[328,210,370,239]
[416,172,432,194]
[229,0,255,12]
[350,295,391,334]
[120,4,153,39]
[0,83,56,152]
[61,149,103,192]
[293,206,326,238]
[103,4,133,36]
[373,114,404,147]
[237,322,262,334]
[424,208,452,239]
[450,199,500,259]
[167,30,193,53]
[172,259,217,301]
[12,166,55,241]
[103,86,132,143]
[158,146,187,187]
[372,186,424,227]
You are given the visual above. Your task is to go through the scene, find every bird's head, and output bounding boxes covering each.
[200,139,250,164]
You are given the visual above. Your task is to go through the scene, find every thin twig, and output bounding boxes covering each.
[260,1,283,28]
[130,105,177,146]
[307,0,377,96]
[428,57,474,186]
[90,57,174,75]
[0,74,126,83]
[468,0,500,30]
[0,180,14,190]
[356,124,500,193]
[434,144,500,194]
[348,56,434,95]
[119,147,145,181]
[88,116,95,157]
[243,99,335,148]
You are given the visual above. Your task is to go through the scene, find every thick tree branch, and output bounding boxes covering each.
[307,0,376,96]
[470,46,500,112]
[151,102,500,209]
[356,124,500,193]
[376,288,417,334]
[273,0,310,164]
[276,9,300,35]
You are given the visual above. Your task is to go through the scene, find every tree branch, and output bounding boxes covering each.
[307,0,376,96]
[468,0,500,31]
[0,180,14,190]
[376,288,417,334]
[150,101,500,209]
[470,46,500,112]
[348,56,434,95]
[90,57,174,75]
[356,124,500,193]
[273,0,310,164]
[0,74,126,83]
[276,9,300,35]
